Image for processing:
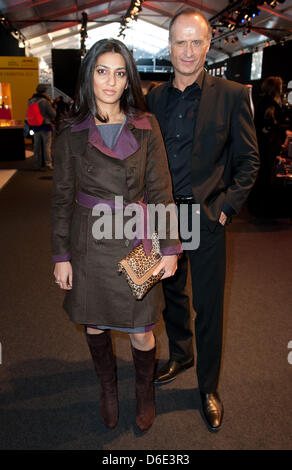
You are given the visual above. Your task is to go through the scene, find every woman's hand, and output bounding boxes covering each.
[54,261,73,290]
[153,255,178,280]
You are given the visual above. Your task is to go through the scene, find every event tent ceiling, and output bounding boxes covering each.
[1,0,292,66]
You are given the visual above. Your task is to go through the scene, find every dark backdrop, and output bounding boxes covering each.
[51,49,81,99]
[0,24,25,56]
[226,52,253,84]
[262,40,292,82]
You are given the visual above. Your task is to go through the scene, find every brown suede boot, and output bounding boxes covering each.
[85,330,118,429]
[131,344,156,431]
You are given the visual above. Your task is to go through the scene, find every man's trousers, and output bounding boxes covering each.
[162,220,226,393]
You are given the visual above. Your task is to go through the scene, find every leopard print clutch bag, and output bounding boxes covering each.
[117,233,163,300]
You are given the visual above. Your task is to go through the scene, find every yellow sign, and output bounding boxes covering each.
[0,56,39,122]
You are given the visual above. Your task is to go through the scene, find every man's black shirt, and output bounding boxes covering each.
[164,73,203,197]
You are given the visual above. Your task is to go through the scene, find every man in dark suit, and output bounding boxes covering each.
[147,8,259,431]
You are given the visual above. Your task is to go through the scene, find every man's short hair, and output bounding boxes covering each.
[36,84,48,94]
[169,8,212,42]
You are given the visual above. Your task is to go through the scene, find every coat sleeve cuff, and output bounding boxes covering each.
[160,244,183,256]
[53,253,71,263]
[222,202,236,217]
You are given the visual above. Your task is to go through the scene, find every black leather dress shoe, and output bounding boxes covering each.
[200,391,224,431]
[154,358,194,384]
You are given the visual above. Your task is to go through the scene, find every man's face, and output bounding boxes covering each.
[169,14,210,81]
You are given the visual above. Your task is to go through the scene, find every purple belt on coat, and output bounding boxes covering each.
[77,191,153,255]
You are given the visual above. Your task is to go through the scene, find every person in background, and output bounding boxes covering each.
[255,76,287,155]
[28,84,56,170]
[249,76,290,216]
[147,8,259,431]
[141,81,160,96]
[54,96,70,129]
[51,39,181,432]
[147,81,160,94]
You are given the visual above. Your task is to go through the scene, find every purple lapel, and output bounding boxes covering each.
[71,114,91,132]
[71,113,152,160]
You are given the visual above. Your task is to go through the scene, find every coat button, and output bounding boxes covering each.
[125,239,130,247]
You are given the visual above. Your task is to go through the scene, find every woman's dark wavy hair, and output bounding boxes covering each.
[261,76,283,99]
[70,38,147,123]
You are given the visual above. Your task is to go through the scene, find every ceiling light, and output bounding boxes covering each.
[18,38,25,48]
[118,0,144,38]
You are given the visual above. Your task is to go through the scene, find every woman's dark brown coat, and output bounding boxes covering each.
[51,113,181,327]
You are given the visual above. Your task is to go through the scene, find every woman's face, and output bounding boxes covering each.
[93,52,128,109]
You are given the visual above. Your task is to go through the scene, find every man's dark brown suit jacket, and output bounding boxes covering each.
[147,71,260,230]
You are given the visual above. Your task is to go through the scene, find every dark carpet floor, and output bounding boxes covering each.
[0,158,291,451]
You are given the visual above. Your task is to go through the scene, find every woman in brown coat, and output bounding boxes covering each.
[51,39,182,431]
